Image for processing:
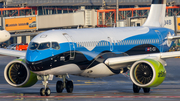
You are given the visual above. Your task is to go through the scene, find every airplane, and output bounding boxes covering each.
[0,27,11,43]
[1,0,180,96]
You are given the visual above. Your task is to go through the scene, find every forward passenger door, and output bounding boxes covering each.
[63,33,75,60]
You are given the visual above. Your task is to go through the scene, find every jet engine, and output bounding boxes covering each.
[130,59,166,88]
[4,59,37,87]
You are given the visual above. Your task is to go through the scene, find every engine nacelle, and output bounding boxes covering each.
[130,59,166,88]
[4,59,37,87]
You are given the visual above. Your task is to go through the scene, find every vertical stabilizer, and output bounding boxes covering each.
[143,0,166,27]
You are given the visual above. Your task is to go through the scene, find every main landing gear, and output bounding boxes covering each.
[56,75,74,93]
[133,84,150,93]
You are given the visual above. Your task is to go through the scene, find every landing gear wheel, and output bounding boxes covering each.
[66,80,73,93]
[133,84,141,93]
[40,88,46,96]
[45,88,51,96]
[56,81,64,93]
[143,88,150,93]
[40,75,51,96]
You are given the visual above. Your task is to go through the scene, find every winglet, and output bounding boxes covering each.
[143,0,166,27]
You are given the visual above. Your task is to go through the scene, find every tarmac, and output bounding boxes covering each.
[0,56,180,101]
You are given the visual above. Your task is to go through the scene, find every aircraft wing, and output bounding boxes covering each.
[104,51,180,66]
[0,48,26,57]
[167,35,180,40]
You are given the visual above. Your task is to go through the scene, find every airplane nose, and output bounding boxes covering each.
[0,30,11,42]
[5,31,11,40]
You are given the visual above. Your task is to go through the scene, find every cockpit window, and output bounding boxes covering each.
[38,42,50,50]
[29,42,60,50]
[52,42,60,50]
[29,42,39,50]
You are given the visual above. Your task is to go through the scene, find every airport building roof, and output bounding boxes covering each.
[5,0,180,7]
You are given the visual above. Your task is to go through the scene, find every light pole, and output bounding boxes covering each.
[102,0,105,9]
[116,0,119,27]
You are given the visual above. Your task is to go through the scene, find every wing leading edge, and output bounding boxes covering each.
[166,35,180,40]
[104,51,180,66]
[0,48,26,57]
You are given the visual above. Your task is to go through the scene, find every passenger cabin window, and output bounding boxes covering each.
[29,42,39,50]
[52,42,60,50]
[38,42,50,50]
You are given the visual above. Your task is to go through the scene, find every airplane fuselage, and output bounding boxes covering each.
[26,26,175,78]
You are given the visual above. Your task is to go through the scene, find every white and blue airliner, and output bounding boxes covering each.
[1,0,180,96]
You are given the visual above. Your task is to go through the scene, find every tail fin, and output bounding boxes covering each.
[143,0,166,27]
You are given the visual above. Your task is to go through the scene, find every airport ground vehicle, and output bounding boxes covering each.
[7,44,28,51]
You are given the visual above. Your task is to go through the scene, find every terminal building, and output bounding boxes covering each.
[0,0,180,47]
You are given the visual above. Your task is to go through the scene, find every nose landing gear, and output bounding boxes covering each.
[40,75,51,96]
